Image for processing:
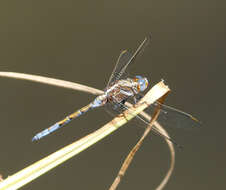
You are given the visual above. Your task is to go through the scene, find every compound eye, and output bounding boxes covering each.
[138,78,148,91]
[135,75,142,80]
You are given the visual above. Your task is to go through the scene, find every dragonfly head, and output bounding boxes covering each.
[134,75,149,92]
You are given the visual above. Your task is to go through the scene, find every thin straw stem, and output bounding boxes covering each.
[0,72,102,95]
[109,95,164,190]
[0,72,175,190]
[0,80,169,190]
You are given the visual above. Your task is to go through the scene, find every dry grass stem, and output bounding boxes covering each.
[0,77,169,190]
[0,72,175,190]
[109,96,164,190]
[140,111,175,190]
[0,72,102,95]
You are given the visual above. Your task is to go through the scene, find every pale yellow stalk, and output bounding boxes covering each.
[0,80,169,190]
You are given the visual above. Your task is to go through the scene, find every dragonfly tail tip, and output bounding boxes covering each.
[32,136,39,142]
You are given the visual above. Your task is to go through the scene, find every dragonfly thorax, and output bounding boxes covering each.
[91,76,149,108]
[100,77,147,104]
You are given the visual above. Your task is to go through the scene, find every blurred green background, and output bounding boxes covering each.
[0,0,225,189]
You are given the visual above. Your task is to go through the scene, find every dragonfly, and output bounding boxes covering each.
[32,34,199,146]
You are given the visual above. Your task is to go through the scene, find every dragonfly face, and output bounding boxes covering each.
[133,75,149,93]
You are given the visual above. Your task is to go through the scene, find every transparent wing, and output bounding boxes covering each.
[134,92,201,130]
[147,102,201,130]
[106,50,132,88]
[106,34,151,88]
[104,99,182,148]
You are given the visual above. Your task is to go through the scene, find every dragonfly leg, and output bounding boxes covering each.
[132,93,145,107]
[135,93,143,101]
